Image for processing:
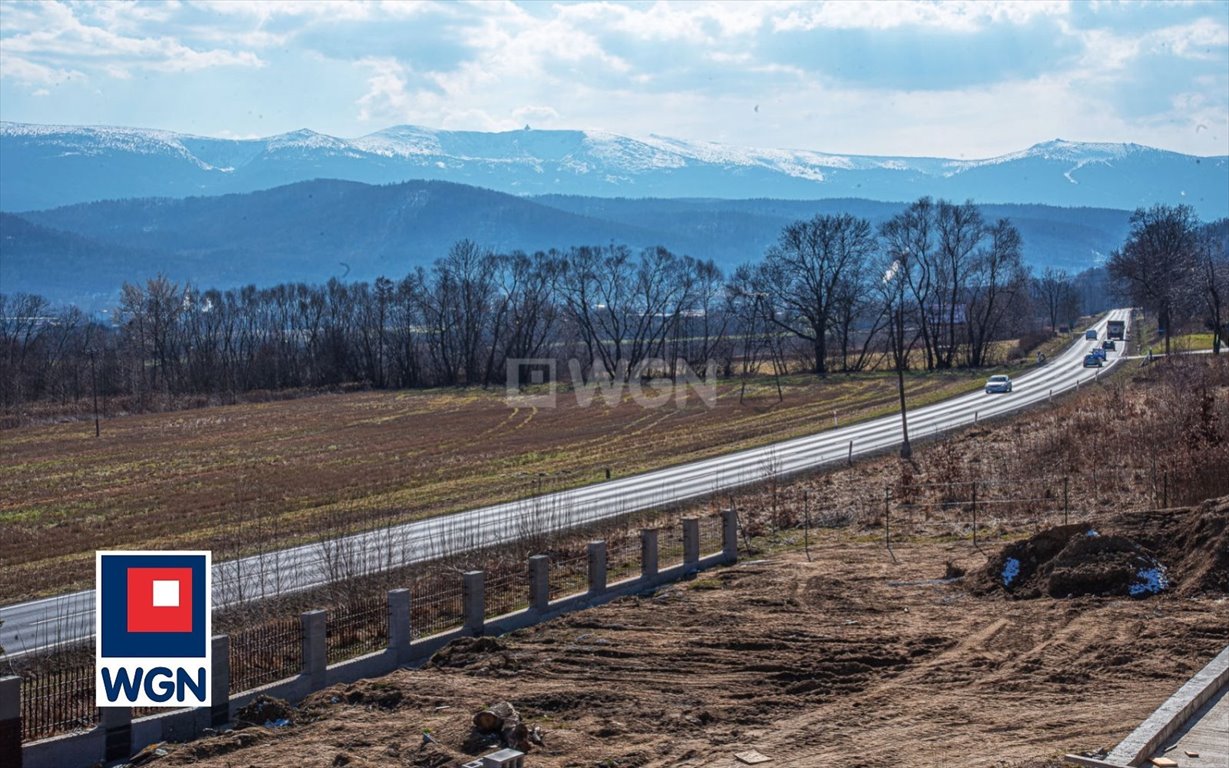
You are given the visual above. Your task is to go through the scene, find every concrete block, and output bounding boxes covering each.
[463,571,485,636]
[640,529,658,578]
[682,518,700,568]
[100,704,132,762]
[209,634,229,726]
[0,676,19,768]
[528,555,549,613]
[721,508,739,563]
[387,589,411,660]
[587,541,607,594]
[301,610,327,691]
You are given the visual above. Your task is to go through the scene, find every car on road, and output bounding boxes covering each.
[1092,347,1107,361]
[984,374,1013,393]
[1083,353,1104,367]
[1085,329,1098,340]
[1102,339,1116,351]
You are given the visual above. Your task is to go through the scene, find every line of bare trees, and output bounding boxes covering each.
[1107,205,1229,355]
[7,196,1181,418]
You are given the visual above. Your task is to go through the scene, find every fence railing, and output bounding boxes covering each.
[326,595,388,665]
[548,551,590,601]
[11,643,97,743]
[3,511,738,768]
[484,569,529,619]
[409,572,464,640]
[229,616,303,694]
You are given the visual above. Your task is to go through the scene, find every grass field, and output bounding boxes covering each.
[0,363,1039,602]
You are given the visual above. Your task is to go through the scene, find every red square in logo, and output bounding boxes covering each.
[126,567,193,633]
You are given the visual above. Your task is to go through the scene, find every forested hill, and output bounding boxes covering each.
[4,178,1134,309]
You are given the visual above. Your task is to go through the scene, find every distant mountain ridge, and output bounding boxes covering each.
[2,178,1134,310]
[2,121,1225,217]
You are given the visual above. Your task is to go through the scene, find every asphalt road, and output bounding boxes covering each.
[0,308,1133,657]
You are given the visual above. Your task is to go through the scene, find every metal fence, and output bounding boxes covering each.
[605,536,641,583]
[484,569,529,618]
[548,552,589,600]
[229,616,304,694]
[698,514,725,556]
[11,514,733,748]
[658,525,686,568]
[326,595,389,664]
[410,572,464,640]
[13,642,98,742]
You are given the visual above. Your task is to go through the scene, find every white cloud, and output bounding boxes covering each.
[355,57,414,122]
[512,105,561,127]
[1,0,1224,158]
[0,0,264,85]
[0,54,85,86]
[774,0,1069,33]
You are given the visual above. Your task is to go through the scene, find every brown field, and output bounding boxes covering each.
[1,369,992,602]
[152,525,1228,768]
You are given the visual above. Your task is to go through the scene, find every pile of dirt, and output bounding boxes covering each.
[1111,496,1229,595]
[426,635,522,675]
[234,695,296,728]
[972,498,1229,599]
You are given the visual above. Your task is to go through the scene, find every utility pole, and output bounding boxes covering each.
[90,350,100,438]
[888,256,912,460]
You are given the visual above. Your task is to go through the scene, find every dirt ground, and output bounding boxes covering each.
[153,515,1228,768]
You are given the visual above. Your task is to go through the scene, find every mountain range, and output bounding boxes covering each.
[2,178,1135,310]
[2,121,1226,217]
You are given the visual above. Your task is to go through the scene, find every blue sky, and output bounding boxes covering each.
[1,0,1227,158]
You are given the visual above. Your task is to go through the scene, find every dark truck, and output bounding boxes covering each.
[1107,320,1125,340]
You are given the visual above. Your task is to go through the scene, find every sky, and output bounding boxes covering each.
[1,0,1227,159]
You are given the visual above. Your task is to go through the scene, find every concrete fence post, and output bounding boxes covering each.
[210,635,230,727]
[100,704,132,763]
[640,529,659,580]
[301,610,327,692]
[587,541,607,595]
[0,676,20,768]
[682,518,700,569]
[387,588,411,661]
[721,508,738,564]
[463,571,485,636]
[528,555,550,614]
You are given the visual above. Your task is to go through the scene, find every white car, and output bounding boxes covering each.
[984,374,1013,394]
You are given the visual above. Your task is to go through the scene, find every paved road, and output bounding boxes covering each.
[0,309,1133,657]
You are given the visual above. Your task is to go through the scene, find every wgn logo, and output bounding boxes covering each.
[95,551,212,707]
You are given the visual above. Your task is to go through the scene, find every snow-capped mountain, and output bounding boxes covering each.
[1,121,1225,217]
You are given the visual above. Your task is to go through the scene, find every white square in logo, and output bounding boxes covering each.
[152,579,180,607]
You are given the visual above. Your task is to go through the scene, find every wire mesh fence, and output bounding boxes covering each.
[484,568,529,618]
[10,641,97,742]
[658,525,685,568]
[698,514,725,556]
[325,594,388,664]
[229,615,304,694]
[875,476,1125,558]
[410,572,464,640]
[605,536,641,583]
[548,552,590,600]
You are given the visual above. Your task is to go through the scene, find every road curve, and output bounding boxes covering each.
[0,309,1133,656]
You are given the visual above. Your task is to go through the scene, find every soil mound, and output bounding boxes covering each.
[234,695,296,728]
[1110,497,1229,595]
[972,498,1229,599]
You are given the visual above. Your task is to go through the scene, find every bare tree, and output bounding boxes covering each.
[1193,219,1229,354]
[1108,204,1201,356]
[760,213,876,375]
[1033,266,1075,334]
[965,219,1027,367]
